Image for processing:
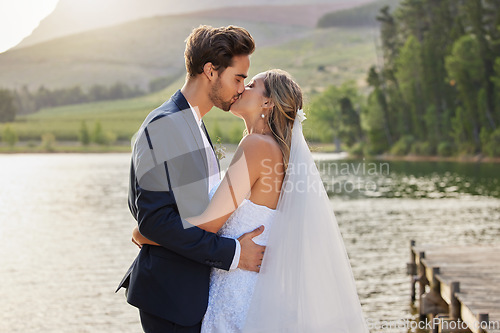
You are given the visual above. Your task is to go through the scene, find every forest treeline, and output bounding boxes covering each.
[0,74,179,120]
[310,0,500,157]
[0,83,145,121]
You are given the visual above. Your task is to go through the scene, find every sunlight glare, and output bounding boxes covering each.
[0,0,59,53]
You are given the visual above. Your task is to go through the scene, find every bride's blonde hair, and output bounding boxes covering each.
[263,69,303,170]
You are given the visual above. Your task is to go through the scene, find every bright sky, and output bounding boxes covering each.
[0,0,59,53]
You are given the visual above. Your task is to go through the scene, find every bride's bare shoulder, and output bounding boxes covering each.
[238,133,282,161]
[237,134,283,169]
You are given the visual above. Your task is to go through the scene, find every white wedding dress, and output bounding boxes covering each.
[202,110,369,333]
[201,194,276,333]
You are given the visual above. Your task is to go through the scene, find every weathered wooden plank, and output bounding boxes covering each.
[410,243,500,333]
[459,302,488,333]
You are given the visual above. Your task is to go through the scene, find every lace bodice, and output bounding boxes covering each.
[217,199,276,244]
[207,182,276,244]
[201,185,276,332]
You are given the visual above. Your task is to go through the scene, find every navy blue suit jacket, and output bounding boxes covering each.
[116,90,236,326]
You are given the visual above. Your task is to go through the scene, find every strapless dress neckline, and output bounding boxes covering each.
[241,198,276,212]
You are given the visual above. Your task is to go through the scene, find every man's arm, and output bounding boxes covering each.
[131,117,264,271]
[135,183,264,272]
[135,179,236,270]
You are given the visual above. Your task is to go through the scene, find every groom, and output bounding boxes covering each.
[116,25,265,332]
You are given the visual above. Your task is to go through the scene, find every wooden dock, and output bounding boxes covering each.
[407,241,500,333]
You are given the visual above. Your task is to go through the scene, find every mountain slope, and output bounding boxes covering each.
[14,0,361,49]
[185,1,374,28]
[0,3,377,90]
[0,15,307,90]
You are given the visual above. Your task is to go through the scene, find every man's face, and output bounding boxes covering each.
[209,55,250,111]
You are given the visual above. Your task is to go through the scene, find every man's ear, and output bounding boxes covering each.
[203,62,216,81]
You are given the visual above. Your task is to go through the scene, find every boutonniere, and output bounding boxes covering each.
[214,136,226,160]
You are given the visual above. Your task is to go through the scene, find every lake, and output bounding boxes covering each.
[0,153,498,332]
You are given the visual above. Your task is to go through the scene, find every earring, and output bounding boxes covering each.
[261,114,265,119]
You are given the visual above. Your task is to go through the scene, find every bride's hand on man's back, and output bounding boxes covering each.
[238,225,266,273]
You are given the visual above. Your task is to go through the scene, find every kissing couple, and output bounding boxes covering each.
[116,25,369,333]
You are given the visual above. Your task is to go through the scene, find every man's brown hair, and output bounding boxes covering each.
[184,25,255,77]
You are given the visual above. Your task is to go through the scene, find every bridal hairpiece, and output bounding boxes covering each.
[296,109,306,123]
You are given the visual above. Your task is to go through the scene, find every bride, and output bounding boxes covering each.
[133,69,369,332]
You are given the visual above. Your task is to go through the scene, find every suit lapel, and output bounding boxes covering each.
[171,90,210,175]
[181,110,209,173]
[201,121,214,150]
[171,89,220,173]
[202,120,220,172]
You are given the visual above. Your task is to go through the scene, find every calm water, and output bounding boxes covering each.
[0,153,499,332]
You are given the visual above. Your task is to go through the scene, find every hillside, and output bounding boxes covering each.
[0,2,377,91]
[317,0,402,27]
[185,1,375,28]
[0,16,305,90]
[14,0,364,49]
[3,24,377,143]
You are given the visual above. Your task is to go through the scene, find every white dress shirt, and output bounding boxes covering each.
[189,103,241,270]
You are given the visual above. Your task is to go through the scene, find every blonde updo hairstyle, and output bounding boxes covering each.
[263,69,303,170]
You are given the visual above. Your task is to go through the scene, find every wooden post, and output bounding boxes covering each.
[419,251,426,322]
[409,240,417,303]
[478,313,489,333]
[431,267,440,294]
[449,281,460,319]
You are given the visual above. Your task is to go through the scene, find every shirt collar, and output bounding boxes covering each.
[187,101,203,127]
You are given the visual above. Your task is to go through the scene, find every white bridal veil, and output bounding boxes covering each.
[243,110,370,332]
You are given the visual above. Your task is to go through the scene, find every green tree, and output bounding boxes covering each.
[363,92,390,154]
[361,0,499,156]
[2,125,18,148]
[377,5,400,69]
[366,66,393,148]
[13,86,36,115]
[79,121,90,146]
[88,84,109,102]
[92,121,105,145]
[0,89,17,123]
[309,82,363,151]
[420,0,459,146]
[104,131,117,146]
[339,96,363,147]
[445,34,485,152]
[309,87,340,146]
[41,133,56,152]
[395,35,425,139]
[463,0,497,130]
[492,57,500,123]
[481,127,500,157]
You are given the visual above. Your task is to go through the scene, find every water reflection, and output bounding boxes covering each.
[0,154,498,333]
[317,159,500,199]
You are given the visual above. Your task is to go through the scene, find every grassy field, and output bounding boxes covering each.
[0,26,377,150]
[8,84,179,142]
[249,26,378,95]
[0,16,307,90]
